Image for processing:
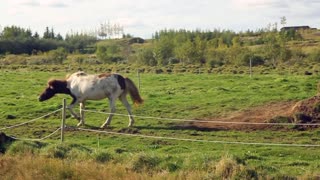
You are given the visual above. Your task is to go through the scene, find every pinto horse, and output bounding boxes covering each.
[39,71,143,128]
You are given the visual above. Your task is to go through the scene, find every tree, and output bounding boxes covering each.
[218,37,227,49]
[194,35,206,64]
[0,25,33,39]
[136,47,157,66]
[262,32,281,67]
[50,27,55,39]
[48,47,68,64]
[232,36,241,47]
[33,32,40,39]
[43,27,51,39]
[153,36,174,65]
[280,16,287,27]
[175,39,194,65]
[56,33,63,41]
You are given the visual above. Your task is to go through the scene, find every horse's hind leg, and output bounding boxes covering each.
[119,94,134,127]
[101,98,116,128]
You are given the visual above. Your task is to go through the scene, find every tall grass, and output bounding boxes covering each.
[1,152,317,179]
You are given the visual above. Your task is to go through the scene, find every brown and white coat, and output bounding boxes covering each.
[39,71,143,128]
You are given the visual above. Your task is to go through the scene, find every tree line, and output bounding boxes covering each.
[0,25,97,55]
[126,26,310,68]
[1,24,319,68]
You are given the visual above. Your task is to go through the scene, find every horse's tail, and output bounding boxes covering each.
[125,78,143,105]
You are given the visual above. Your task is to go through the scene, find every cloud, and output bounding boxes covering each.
[20,0,40,7]
[47,2,69,8]
[14,0,69,8]
[232,0,288,9]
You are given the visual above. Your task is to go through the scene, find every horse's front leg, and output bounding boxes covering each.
[68,103,80,121]
[77,102,85,127]
[101,98,116,128]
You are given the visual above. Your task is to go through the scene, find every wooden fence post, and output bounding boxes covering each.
[61,98,66,143]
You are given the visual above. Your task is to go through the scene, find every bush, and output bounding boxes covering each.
[307,49,320,63]
[93,151,112,163]
[293,112,312,123]
[0,54,28,65]
[214,155,240,178]
[48,47,68,64]
[268,116,293,123]
[213,155,259,179]
[41,144,69,159]
[129,153,161,173]
[6,141,45,155]
[41,143,91,159]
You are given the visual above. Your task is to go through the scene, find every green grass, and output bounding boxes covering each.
[0,69,320,178]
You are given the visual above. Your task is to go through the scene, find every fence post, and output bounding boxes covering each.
[61,98,66,143]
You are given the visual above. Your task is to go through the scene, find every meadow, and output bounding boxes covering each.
[1,67,320,179]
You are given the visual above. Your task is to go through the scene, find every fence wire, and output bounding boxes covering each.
[77,127,320,147]
[0,108,62,131]
[8,127,61,141]
[1,108,62,141]
[82,109,320,126]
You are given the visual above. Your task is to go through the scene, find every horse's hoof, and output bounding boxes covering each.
[73,116,81,121]
[100,123,109,129]
[77,122,84,127]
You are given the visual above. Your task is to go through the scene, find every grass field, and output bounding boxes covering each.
[1,68,320,179]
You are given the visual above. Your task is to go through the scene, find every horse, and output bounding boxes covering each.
[39,71,143,128]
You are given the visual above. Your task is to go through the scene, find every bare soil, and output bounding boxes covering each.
[188,96,320,130]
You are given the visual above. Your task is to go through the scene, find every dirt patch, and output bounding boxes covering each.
[192,101,296,130]
[290,95,320,131]
[188,98,320,131]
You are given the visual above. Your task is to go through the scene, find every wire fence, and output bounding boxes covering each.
[77,127,320,147]
[8,127,61,141]
[0,108,62,141]
[1,102,320,147]
[0,108,62,131]
[78,108,320,147]
[82,109,320,126]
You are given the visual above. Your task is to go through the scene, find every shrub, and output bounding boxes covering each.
[293,112,312,123]
[41,144,69,159]
[268,116,293,123]
[213,155,259,179]
[129,153,161,173]
[6,141,45,155]
[41,143,91,159]
[93,151,112,163]
[48,47,68,64]
[307,49,320,63]
[214,155,240,178]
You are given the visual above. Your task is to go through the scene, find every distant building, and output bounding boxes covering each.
[280,26,311,31]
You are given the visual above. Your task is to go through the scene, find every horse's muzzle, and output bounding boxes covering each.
[38,96,44,102]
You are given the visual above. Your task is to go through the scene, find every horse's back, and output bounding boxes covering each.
[68,72,123,100]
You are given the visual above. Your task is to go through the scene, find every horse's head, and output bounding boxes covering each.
[39,79,67,102]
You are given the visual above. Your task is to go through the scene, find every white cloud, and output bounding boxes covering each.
[232,0,287,8]
[1,0,319,38]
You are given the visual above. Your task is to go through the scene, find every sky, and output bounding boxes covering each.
[0,0,319,38]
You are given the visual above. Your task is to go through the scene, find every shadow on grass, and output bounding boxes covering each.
[135,124,224,132]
